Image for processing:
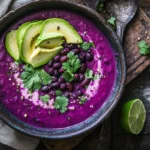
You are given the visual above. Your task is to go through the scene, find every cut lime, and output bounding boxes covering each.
[120,99,146,135]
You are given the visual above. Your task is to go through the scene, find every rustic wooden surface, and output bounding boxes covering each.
[43,1,150,150]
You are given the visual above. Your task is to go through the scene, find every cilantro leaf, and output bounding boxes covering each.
[85,69,94,79]
[138,40,150,55]
[63,71,74,82]
[39,69,52,85]
[81,42,94,51]
[20,65,52,92]
[62,52,81,82]
[54,96,68,113]
[97,0,106,12]
[93,74,100,80]
[79,96,87,105]
[107,17,116,26]
[40,95,50,103]
[56,90,62,96]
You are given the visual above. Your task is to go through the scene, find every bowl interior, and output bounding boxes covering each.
[0,0,126,139]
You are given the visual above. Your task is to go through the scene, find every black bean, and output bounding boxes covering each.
[51,82,60,88]
[79,53,86,62]
[64,92,70,98]
[67,83,74,92]
[54,55,60,62]
[60,83,67,90]
[86,52,93,61]
[79,63,87,73]
[49,68,54,75]
[81,79,91,87]
[60,56,68,62]
[49,91,56,96]
[53,62,61,69]
[67,44,74,49]
[72,49,80,54]
[52,77,58,83]
[79,74,85,82]
[73,74,79,82]
[61,48,70,55]
[59,76,65,83]
[58,67,65,73]
[72,93,78,99]
[76,90,83,96]
[41,86,49,92]
[54,70,60,77]
[48,60,53,67]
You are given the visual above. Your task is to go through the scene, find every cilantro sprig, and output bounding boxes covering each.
[81,42,94,51]
[107,17,116,27]
[20,65,52,92]
[79,96,87,105]
[62,52,81,82]
[40,95,50,103]
[97,0,106,12]
[54,96,69,113]
[85,69,100,80]
[56,90,62,96]
[138,40,150,55]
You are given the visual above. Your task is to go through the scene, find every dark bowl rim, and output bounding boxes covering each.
[0,0,126,139]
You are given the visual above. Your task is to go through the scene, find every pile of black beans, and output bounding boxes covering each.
[41,44,93,98]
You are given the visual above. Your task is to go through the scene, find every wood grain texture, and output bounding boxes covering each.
[44,1,150,150]
[125,9,150,84]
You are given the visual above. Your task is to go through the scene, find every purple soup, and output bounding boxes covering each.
[0,10,116,128]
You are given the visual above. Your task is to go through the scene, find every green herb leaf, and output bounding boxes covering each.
[56,90,62,96]
[107,17,116,26]
[85,69,94,79]
[81,42,94,51]
[54,96,69,113]
[20,65,52,92]
[138,40,150,55]
[63,71,74,82]
[97,0,106,12]
[62,52,81,82]
[79,96,87,105]
[93,74,100,80]
[40,95,50,103]
[39,69,52,85]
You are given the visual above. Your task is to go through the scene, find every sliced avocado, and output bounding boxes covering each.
[17,22,31,49]
[30,46,63,67]
[41,18,83,44]
[21,21,43,63]
[5,30,20,61]
[35,32,64,49]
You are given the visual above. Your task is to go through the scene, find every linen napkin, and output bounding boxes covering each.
[0,1,40,150]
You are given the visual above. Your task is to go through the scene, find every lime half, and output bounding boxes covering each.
[120,99,146,135]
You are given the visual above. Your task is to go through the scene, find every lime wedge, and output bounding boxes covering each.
[120,99,146,135]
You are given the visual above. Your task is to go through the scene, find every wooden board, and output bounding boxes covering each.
[43,1,150,150]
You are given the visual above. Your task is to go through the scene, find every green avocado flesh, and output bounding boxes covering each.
[35,32,64,49]
[41,18,83,44]
[5,18,83,68]
[21,21,43,63]
[5,30,20,61]
[17,22,31,49]
[30,46,63,67]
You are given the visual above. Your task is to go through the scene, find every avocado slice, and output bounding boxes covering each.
[21,21,43,63]
[5,30,20,61]
[41,18,83,44]
[29,46,63,67]
[35,32,64,49]
[17,22,31,49]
